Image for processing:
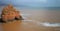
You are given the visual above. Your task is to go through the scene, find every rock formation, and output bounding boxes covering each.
[1,4,23,22]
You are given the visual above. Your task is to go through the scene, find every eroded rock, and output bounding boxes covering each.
[1,4,23,22]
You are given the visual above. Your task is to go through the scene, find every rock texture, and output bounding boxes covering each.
[1,4,22,22]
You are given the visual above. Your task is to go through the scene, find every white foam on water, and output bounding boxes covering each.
[20,14,33,22]
[20,14,31,19]
[1,13,60,27]
[23,20,33,22]
[28,20,60,27]
[40,22,60,27]
[20,14,31,16]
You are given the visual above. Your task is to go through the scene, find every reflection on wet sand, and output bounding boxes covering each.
[2,20,60,31]
[2,20,22,31]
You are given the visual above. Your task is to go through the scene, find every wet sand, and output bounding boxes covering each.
[0,6,60,31]
[2,9,60,31]
[2,20,60,31]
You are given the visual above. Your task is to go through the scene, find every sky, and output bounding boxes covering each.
[0,0,60,7]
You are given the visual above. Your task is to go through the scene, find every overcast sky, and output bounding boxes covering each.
[0,0,60,7]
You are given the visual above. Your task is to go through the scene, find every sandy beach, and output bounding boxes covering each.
[0,6,60,31]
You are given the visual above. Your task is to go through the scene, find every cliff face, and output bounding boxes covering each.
[1,4,22,22]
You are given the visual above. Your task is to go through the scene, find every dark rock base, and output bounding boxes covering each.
[0,17,24,23]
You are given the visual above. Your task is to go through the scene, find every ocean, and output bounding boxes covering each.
[0,6,60,31]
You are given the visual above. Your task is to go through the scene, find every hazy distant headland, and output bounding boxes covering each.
[0,0,60,7]
[0,0,60,10]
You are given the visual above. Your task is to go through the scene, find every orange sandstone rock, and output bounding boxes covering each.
[1,4,22,22]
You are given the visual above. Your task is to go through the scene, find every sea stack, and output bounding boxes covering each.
[1,4,23,22]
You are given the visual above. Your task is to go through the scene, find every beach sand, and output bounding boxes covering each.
[0,6,60,31]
